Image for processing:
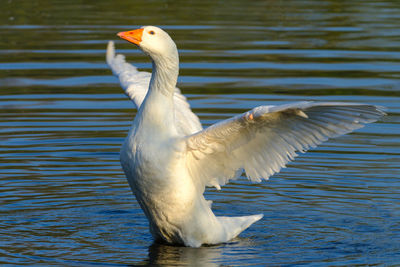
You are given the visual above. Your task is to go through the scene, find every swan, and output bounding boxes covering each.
[106,26,385,247]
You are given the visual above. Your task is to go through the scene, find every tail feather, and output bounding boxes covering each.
[217,214,263,241]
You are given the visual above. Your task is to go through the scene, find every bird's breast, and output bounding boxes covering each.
[120,131,196,211]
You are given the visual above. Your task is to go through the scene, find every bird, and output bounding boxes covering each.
[106,25,385,247]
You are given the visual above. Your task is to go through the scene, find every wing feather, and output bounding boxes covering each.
[184,101,385,189]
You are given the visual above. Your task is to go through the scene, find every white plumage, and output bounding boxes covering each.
[106,41,202,136]
[107,26,385,247]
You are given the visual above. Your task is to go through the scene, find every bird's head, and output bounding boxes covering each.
[117,26,177,59]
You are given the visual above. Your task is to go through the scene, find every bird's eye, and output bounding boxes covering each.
[149,30,155,35]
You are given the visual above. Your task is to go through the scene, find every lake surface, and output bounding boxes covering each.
[1,0,399,265]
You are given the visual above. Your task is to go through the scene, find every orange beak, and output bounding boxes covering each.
[117,28,144,46]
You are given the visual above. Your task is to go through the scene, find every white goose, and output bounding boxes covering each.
[106,26,384,247]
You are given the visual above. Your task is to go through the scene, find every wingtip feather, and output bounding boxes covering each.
[106,41,115,66]
[376,105,387,116]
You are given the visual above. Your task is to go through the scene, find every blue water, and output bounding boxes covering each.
[1,0,399,265]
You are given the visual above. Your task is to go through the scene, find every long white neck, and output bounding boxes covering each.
[149,49,179,97]
[135,48,179,136]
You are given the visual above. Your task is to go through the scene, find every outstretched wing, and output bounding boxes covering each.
[184,102,385,189]
[106,41,202,135]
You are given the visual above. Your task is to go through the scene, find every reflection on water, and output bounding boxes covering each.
[147,243,222,266]
[1,0,400,265]
[146,238,263,266]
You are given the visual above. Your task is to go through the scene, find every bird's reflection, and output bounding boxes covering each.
[146,241,223,266]
[142,237,259,266]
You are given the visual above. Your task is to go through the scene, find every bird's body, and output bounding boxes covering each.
[107,26,384,247]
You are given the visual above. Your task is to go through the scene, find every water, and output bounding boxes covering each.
[1,0,399,265]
